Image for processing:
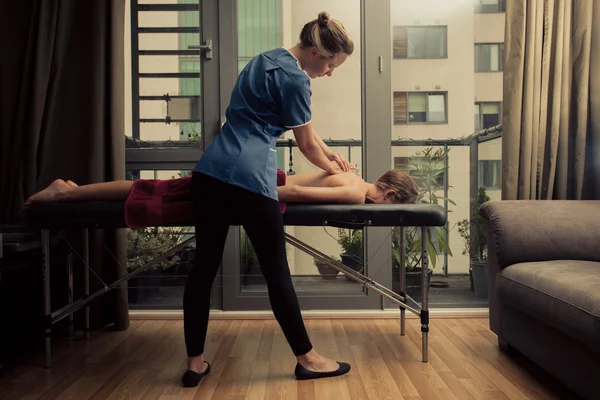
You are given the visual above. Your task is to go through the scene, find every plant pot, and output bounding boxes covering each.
[471,260,488,298]
[316,262,339,280]
[340,253,363,281]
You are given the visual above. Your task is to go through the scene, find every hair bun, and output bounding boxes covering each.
[317,11,330,27]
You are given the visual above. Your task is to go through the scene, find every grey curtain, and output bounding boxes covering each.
[1,1,129,330]
[503,0,600,200]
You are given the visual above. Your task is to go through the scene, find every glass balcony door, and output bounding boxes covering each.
[221,0,394,311]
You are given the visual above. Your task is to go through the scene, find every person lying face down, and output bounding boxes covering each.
[24,169,419,206]
[277,169,418,204]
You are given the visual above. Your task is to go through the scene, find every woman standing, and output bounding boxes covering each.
[182,12,355,387]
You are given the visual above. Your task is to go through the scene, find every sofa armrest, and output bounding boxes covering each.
[479,200,600,270]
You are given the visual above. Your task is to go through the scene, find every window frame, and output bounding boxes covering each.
[474,101,502,130]
[392,25,448,59]
[478,160,501,190]
[474,0,506,13]
[393,91,449,125]
[474,42,504,72]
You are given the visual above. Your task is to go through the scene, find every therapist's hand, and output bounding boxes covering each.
[327,152,355,172]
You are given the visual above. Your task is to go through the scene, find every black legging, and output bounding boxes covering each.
[183,171,313,357]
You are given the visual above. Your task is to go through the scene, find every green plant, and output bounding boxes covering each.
[392,147,455,272]
[458,186,490,261]
[125,227,187,271]
[335,229,363,259]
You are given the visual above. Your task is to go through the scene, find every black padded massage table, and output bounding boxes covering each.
[22,201,447,368]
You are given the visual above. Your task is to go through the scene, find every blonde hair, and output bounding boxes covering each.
[299,11,354,58]
[376,171,419,204]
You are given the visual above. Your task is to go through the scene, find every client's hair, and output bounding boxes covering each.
[299,11,354,58]
[376,170,419,204]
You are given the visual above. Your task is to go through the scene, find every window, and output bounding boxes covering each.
[393,26,447,59]
[479,160,501,189]
[394,92,447,124]
[237,0,282,73]
[474,102,501,130]
[475,43,503,72]
[474,0,506,13]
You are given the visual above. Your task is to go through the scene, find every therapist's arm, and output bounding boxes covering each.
[312,131,354,172]
[292,123,343,174]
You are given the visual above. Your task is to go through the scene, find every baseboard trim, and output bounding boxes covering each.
[129,308,489,320]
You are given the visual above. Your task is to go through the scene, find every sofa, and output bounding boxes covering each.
[479,200,600,400]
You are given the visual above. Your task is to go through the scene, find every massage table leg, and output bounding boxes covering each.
[67,253,74,337]
[399,227,406,337]
[41,229,52,368]
[284,231,430,362]
[421,227,429,363]
[83,229,90,339]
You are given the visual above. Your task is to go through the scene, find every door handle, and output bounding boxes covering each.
[188,39,212,60]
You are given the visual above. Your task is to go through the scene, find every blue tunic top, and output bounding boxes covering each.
[193,48,312,201]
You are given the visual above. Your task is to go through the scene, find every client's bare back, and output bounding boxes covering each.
[286,171,362,188]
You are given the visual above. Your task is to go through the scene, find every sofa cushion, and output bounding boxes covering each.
[497,260,600,353]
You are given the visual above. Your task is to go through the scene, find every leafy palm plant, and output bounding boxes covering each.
[392,147,455,272]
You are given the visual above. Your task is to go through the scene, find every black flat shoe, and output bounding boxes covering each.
[294,361,351,380]
[181,362,211,387]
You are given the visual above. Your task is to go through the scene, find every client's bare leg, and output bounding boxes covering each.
[26,179,133,204]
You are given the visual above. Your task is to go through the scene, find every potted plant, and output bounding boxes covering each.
[391,147,455,296]
[458,186,490,297]
[313,256,340,280]
[125,227,183,303]
[336,229,364,281]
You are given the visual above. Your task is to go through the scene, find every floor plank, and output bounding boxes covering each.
[0,317,583,400]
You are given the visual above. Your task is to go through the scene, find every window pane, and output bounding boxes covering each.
[490,44,500,71]
[479,160,500,189]
[427,94,446,122]
[390,1,505,309]
[475,44,491,71]
[407,28,426,58]
[482,0,501,13]
[393,26,407,58]
[480,102,500,128]
[481,103,499,114]
[482,113,499,128]
[394,92,407,124]
[408,93,427,122]
[425,27,446,58]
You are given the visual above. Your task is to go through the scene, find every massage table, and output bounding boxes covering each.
[21,201,447,368]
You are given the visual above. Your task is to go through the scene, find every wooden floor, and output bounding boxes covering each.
[0,317,580,400]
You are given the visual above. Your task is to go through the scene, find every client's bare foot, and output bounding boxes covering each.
[65,180,78,187]
[25,179,72,204]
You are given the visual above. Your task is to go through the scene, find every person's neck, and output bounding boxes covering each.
[364,183,380,202]
[287,45,306,70]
